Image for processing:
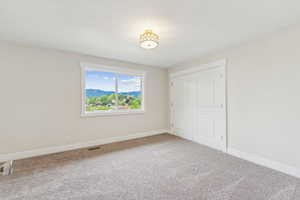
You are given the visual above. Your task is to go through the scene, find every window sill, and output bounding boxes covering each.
[81,110,145,117]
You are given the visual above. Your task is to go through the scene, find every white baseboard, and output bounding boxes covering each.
[228,148,300,179]
[7,131,298,179]
[0,129,170,162]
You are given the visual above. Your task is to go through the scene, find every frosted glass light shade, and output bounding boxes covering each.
[140,30,159,49]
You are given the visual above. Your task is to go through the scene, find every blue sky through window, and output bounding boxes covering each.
[118,74,141,93]
[85,70,115,91]
[85,70,141,92]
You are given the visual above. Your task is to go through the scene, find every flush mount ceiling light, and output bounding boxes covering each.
[140,29,159,49]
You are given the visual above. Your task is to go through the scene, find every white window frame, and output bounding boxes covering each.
[81,62,146,117]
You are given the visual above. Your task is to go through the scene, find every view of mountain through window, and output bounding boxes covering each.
[85,70,142,113]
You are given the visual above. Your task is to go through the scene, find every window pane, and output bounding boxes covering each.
[118,74,142,110]
[85,70,117,112]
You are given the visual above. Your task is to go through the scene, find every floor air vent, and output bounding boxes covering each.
[88,146,101,151]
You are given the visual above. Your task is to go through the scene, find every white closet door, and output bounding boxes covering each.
[171,66,226,151]
[172,77,186,137]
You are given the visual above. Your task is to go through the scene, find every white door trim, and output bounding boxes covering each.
[169,59,227,152]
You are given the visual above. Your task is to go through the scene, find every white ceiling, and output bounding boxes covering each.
[1,0,300,68]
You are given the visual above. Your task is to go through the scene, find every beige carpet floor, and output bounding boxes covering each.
[1,134,300,200]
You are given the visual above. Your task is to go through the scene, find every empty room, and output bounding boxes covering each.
[1,0,300,199]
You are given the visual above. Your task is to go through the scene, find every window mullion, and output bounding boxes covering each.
[115,73,119,110]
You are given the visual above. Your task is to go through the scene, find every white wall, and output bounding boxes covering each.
[169,24,300,169]
[0,41,169,156]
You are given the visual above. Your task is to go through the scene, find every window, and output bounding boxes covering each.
[81,63,145,116]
